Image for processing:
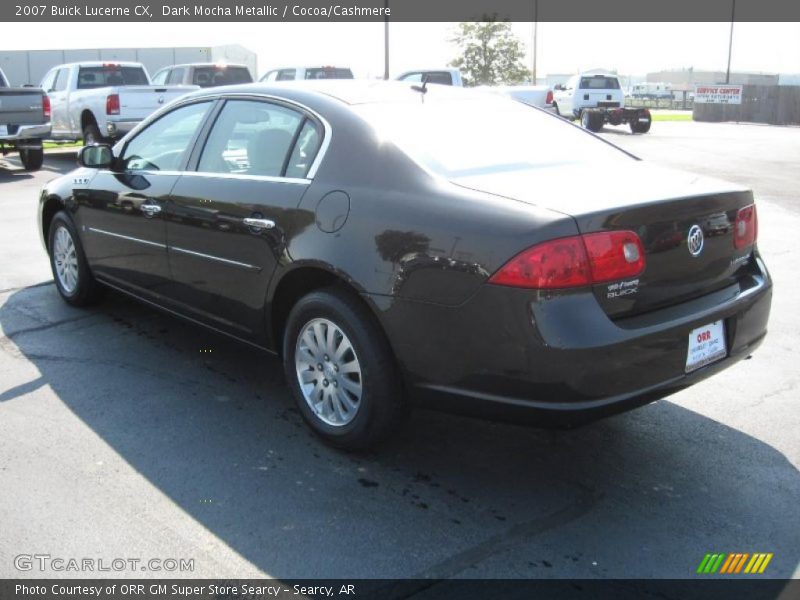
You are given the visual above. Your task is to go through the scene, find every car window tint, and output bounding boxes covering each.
[122,102,211,171]
[197,100,303,177]
[192,66,252,87]
[285,120,322,178]
[77,66,149,89]
[580,76,620,89]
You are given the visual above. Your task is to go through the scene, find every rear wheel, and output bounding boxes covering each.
[19,147,44,171]
[48,211,104,306]
[283,288,406,449]
[581,110,603,132]
[553,102,561,117]
[630,111,652,134]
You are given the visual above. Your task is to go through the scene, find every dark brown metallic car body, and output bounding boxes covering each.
[38,82,772,426]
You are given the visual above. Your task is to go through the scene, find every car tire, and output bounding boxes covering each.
[553,102,561,117]
[630,111,652,134]
[283,287,406,450]
[19,147,44,171]
[581,110,603,132]
[83,122,105,146]
[48,211,104,306]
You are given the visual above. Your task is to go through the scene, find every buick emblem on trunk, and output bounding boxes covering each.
[687,225,704,257]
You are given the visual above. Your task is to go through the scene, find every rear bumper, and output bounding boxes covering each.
[105,119,140,137]
[0,123,51,143]
[377,253,772,427]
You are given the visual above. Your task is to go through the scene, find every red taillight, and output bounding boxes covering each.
[734,204,757,249]
[489,230,646,290]
[106,93,120,115]
[42,94,51,119]
[545,89,554,104]
[583,230,645,283]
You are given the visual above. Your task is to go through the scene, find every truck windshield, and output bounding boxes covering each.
[355,95,630,179]
[304,68,353,80]
[580,76,620,89]
[192,66,253,87]
[77,66,149,89]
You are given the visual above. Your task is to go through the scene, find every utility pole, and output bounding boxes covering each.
[725,0,735,84]
[532,0,538,84]
[384,0,390,80]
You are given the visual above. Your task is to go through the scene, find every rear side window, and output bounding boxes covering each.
[192,66,252,87]
[77,66,149,89]
[197,99,305,177]
[304,68,353,80]
[122,101,211,171]
[579,76,620,90]
[285,120,322,178]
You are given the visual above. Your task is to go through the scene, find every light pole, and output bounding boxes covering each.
[725,0,735,84]
[532,0,538,84]
[384,0,390,80]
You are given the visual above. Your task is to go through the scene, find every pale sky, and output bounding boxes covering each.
[1,22,798,78]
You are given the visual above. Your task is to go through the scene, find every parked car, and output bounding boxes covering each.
[554,72,651,133]
[0,67,50,170]
[151,63,253,88]
[39,61,196,144]
[38,81,771,449]
[396,68,463,86]
[478,85,555,112]
[260,66,353,82]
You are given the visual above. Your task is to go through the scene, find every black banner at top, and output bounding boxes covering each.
[3,0,800,22]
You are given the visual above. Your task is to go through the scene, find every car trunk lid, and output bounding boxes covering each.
[453,161,756,318]
[0,88,47,127]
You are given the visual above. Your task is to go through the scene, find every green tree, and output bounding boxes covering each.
[449,20,530,87]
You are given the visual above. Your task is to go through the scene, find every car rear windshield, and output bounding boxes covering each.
[77,66,149,89]
[580,76,620,89]
[355,95,630,178]
[192,66,253,87]
[304,68,354,80]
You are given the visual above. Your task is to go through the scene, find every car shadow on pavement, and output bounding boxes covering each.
[0,150,77,182]
[1,283,798,581]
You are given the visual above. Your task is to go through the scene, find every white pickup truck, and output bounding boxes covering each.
[39,61,196,143]
[0,67,50,170]
[478,85,555,112]
[553,72,651,133]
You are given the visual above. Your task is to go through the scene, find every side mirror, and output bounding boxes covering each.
[79,144,114,169]
[554,84,564,91]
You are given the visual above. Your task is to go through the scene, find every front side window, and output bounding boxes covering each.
[192,66,252,87]
[77,66,149,89]
[122,102,211,171]
[197,99,308,177]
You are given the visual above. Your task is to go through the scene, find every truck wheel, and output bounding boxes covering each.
[630,111,652,134]
[553,102,561,117]
[19,147,44,171]
[581,110,603,133]
[83,122,105,145]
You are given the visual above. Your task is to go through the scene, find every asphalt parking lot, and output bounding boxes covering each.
[0,121,798,583]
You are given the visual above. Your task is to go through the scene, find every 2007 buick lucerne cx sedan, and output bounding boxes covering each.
[38,81,772,448]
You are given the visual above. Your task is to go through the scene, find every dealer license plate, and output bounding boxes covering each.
[685,320,727,373]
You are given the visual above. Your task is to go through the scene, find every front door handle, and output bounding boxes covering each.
[243,217,275,230]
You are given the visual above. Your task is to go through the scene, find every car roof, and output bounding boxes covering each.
[59,61,144,68]
[164,63,249,69]
[183,80,485,106]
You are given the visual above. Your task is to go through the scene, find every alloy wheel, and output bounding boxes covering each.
[53,225,79,293]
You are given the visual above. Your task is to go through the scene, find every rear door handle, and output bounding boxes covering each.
[243,217,275,230]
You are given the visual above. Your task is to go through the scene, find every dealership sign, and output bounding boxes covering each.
[694,85,743,104]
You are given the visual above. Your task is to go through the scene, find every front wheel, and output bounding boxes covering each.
[48,211,104,306]
[283,288,406,449]
[19,147,44,171]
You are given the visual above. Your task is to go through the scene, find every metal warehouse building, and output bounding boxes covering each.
[0,44,257,86]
